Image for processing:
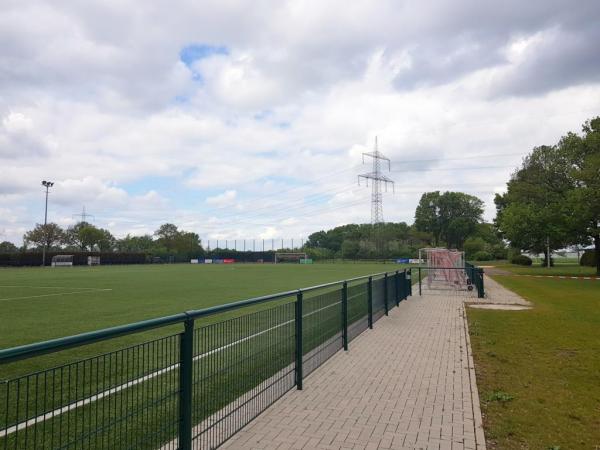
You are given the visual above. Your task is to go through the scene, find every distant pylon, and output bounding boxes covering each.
[358,137,394,224]
[73,206,94,223]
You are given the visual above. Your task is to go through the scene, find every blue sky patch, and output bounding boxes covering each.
[179,44,229,67]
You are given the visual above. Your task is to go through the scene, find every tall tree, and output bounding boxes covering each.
[23,223,65,250]
[155,223,179,252]
[414,192,442,246]
[415,191,483,249]
[63,222,115,251]
[495,145,573,264]
[560,117,600,274]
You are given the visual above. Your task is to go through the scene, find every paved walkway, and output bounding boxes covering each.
[223,277,522,450]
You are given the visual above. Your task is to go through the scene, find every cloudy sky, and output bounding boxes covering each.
[1,0,599,247]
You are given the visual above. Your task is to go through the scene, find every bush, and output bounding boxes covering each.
[473,251,493,261]
[580,250,597,267]
[511,254,532,266]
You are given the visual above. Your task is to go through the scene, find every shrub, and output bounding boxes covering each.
[473,251,493,261]
[511,254,532,266]
[580,250,597,267]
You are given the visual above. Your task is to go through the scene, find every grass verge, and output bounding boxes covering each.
[467,276,600,449]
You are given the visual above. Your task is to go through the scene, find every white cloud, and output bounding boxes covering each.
[206,190,237,207]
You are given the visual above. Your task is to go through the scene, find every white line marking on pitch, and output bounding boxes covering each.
[0,300,342,437]
[0,289,112,302]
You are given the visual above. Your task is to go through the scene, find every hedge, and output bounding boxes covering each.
[510,254,533,266]
[580,250,597,267]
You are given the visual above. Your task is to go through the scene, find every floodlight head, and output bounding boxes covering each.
[42,180,54,187]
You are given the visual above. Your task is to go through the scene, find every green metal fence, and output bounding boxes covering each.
[465,262,485,298]
[0,269,412,450]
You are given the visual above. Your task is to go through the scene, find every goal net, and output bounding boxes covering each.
[51,255,74,267]
[419,248,469,290]
[88,256,101,266]
[274,252,307,264]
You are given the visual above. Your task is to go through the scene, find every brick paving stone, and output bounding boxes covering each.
[220,276,521,449]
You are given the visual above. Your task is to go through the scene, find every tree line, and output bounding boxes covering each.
[0,222,202,260]
[1,117,596,270]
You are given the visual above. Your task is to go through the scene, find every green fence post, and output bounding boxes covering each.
[295,290,303,390]
[418,267,422,296]
[384,274,389,316]
[179,317,194,450]
[342,281,348,351]
[478,268,485,298]
[367,276,373,329]
[407,268,412,297]
[395,270,400,306]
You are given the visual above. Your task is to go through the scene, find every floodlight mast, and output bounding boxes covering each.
[41,180,54,267]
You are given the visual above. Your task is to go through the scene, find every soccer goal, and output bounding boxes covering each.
[87,256,101,266]
[51,255,74,267]
[419,248,470,291]
[274,252,308,264]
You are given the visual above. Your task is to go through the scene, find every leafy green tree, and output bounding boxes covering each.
[415,191,483,249]
[155,223,180,252]
[24,223,65,250]
[495,145,572,264]
[0,241,18,253]
[559,117,600,274]
[414,192,442,245]
[116,234,157,252]
[64,221,91,250]
[173,231,202,255]
[341,240,360,259]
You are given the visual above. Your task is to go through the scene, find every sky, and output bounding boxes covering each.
[1,0,599,247]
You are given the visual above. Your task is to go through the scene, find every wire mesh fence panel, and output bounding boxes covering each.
[372,277,386,323]
[347,282,368,342]
[1,334,180,450]
[302,287,343,376]
[386,275,397,308]
[191,301,296,450]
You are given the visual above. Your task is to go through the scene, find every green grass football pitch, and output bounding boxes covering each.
[0,262,401,376]
[0,262,408,448]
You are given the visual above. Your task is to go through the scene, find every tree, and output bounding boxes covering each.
[116,234,156,252]
[495,145,573,265]
[559,117,600,274]
[63,222,115,251]
[414,192,442,245]
[415,191,483,249]
[155,223,180,252]
[0,241,18,253]
[23,223,65,250]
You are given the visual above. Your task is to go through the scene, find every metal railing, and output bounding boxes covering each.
[0,269,412,450]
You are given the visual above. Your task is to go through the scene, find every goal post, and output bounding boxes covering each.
[419,248,468,290]
[274,252,308,264]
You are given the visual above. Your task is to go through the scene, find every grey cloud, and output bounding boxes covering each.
[492,24,600,97]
